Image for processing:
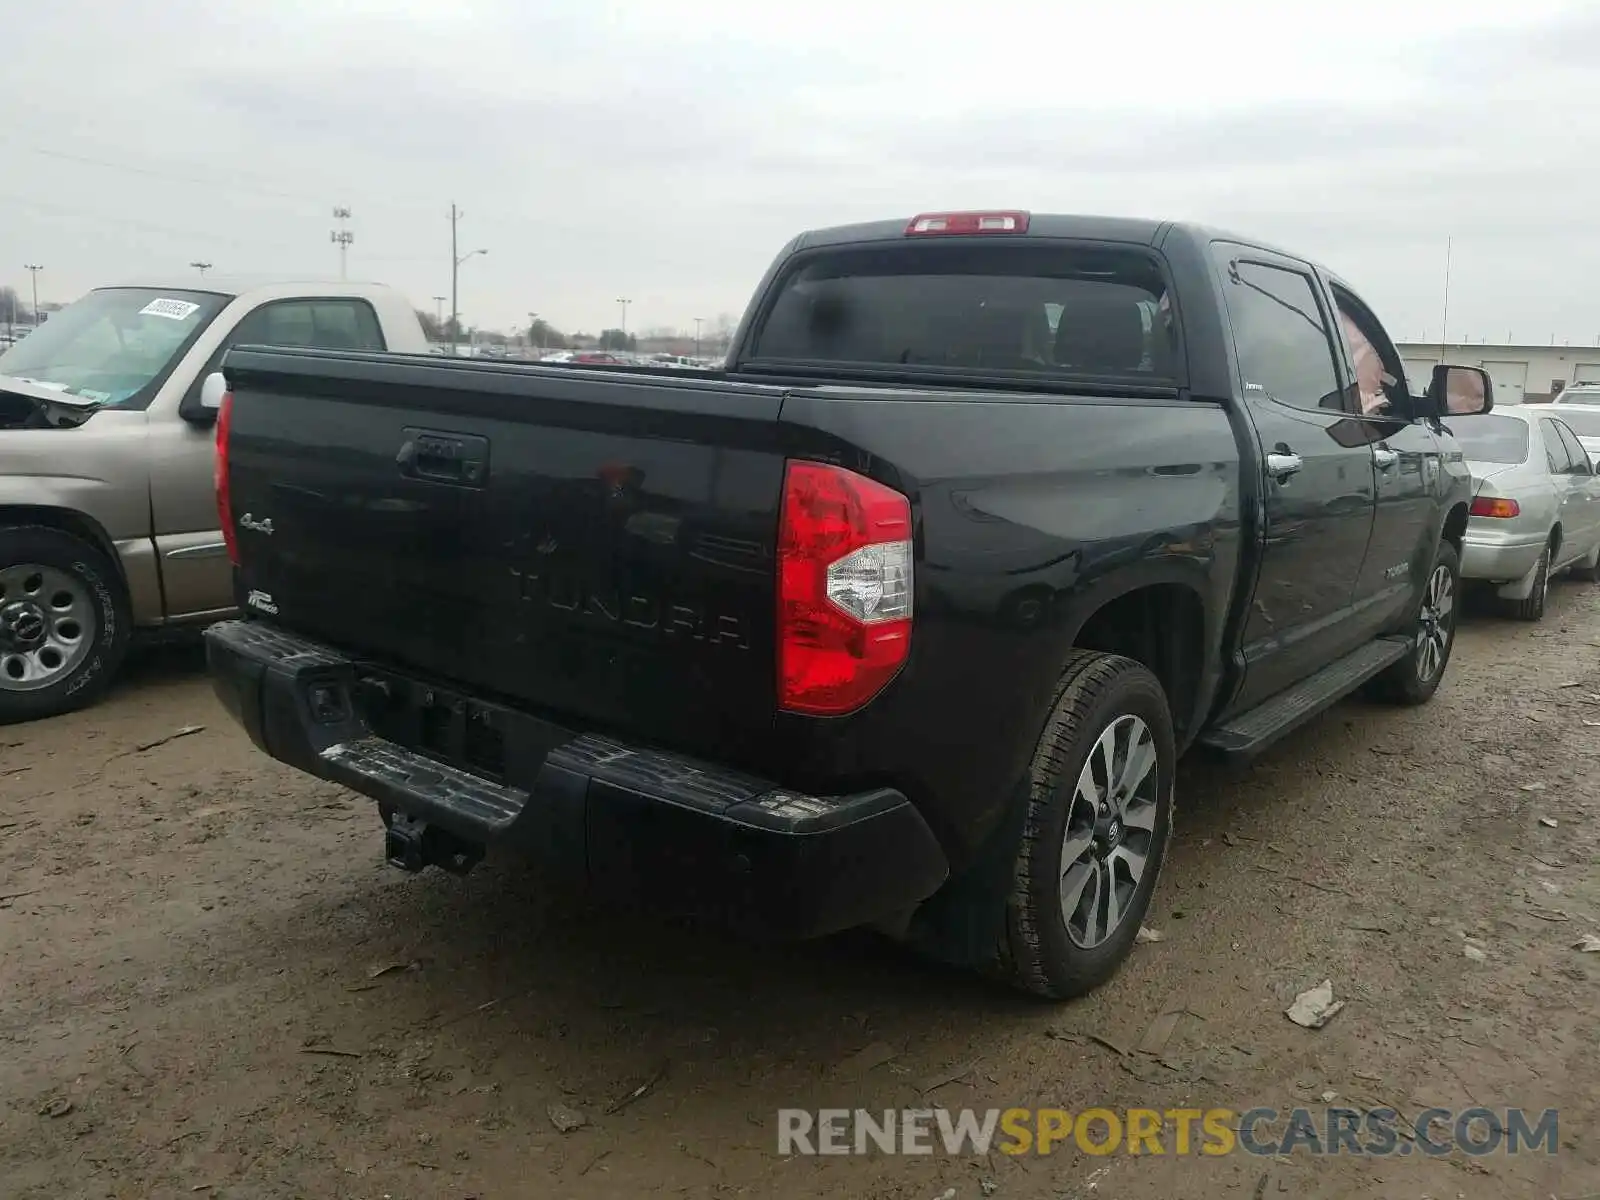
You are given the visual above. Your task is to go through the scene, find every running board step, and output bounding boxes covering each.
[1197,637,1411,759]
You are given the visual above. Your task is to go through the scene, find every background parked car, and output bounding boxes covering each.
[1553,382,1600,408]
[0,279,428,724]
[1448,405,1600,620]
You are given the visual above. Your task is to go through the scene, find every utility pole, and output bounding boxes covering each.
[693,316,704,358]
[1438,237,1452,358]
[616,297,631,341]
[24,264,42,325]
[190,260,212,277]
[331,206,354,280]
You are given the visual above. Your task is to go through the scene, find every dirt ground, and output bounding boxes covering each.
[2,589,1598,1200]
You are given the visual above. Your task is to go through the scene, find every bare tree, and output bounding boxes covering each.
[527,318,567,350]
[415,309,444,340]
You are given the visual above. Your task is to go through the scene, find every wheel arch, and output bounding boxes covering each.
[1064,570,1212,746]
[0,505,124,580]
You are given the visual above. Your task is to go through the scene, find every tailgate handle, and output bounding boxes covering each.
[396,428,489,486]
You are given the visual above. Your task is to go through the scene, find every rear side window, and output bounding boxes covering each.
[748,242,1177,381]
[233,299,386,352]
[1449,414,1528,464]
[1553,408,1600,437]
[1553,421,1592,473]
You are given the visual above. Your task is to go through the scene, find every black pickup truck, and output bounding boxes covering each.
[203,211,1492,999]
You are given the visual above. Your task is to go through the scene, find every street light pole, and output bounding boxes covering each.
[331,206,353,281]
[528,310,541,351]
[24,264,42,325]
[693,316,704,358]
[190,261,212,277]
[450,204,459,354]
[447,204,488,356]
[616,297,631,341]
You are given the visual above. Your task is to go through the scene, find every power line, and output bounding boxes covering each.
[0,135,448,218]
[0,191,435,264]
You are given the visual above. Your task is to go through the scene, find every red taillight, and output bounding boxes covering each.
[1470,496,1520,518]
[214,390,238,566]
[777,461,913,716]
[905,210,1030,236]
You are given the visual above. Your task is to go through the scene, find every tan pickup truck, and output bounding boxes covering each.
[0,278,428,723]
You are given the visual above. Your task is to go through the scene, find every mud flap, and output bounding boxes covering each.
[899,784,1032,971]
[1495,552,1544,601]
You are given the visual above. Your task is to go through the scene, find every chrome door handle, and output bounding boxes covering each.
[1266,452,1303,479]
[1373,448,1398,469]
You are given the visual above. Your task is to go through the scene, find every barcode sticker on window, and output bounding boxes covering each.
[139,298,200,321]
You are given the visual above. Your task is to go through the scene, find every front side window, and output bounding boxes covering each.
[0,287,227,409]
[1215,256,1343,412]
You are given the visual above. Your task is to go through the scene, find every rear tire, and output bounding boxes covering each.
[1504,543,1551,621]
[1370,539,1459,706]
[0,526,131,725]
[995,651,1175,1000]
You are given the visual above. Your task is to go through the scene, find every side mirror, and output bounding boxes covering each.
[180,371,227,424]
[1427,365,1493,416]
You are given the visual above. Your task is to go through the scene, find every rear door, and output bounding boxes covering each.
[1537,417,1583,563]
[1211,245,1377,712]
[1549,418,1600,559]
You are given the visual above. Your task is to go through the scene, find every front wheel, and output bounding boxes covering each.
[997,651,1175,1000]
[1370,539,1460,706]
[0,526,131,725]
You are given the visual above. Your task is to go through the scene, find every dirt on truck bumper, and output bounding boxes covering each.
[203,619,948,939]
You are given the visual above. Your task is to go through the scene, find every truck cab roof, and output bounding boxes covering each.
[790,212,1306,261]
[100,277,413,303]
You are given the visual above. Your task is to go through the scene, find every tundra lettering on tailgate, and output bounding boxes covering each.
[509,565,751,649]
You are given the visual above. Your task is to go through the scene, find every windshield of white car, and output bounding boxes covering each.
[0,287,227,410]
[1448,413,1529,464]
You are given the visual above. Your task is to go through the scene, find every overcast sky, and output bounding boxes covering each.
[3,0,1598,343]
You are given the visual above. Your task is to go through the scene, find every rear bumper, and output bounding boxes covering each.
[203,619,948,939]
[1461,525,1545,582]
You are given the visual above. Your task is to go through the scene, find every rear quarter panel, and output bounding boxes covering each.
[775,387,1243,860]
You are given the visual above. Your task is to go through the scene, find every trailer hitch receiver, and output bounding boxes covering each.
[384,812,485,876]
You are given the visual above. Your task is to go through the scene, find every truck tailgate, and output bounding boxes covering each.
[222,350,788,758]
